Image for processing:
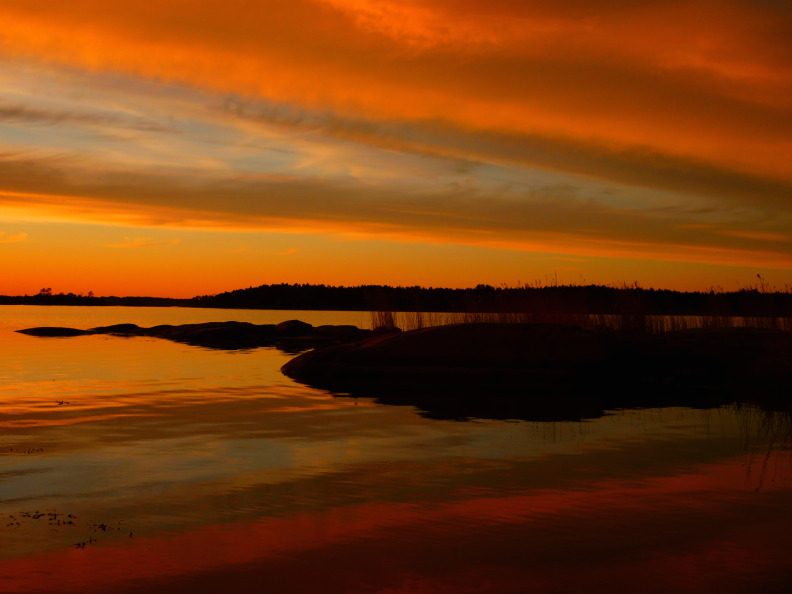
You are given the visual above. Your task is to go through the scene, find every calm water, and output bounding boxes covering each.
[0,306,790,593]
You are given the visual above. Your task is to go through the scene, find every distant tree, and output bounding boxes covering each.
[38,288,52,296]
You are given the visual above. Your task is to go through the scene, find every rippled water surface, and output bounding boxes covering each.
[1,306,791,593]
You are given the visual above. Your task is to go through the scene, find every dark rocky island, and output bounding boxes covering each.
[282,323,792,421]
[17,320,371,352]
[19,320,792,421]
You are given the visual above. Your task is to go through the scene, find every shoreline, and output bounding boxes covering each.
[281,322,792,420]
[19,320,792,421]
[16,320,371,351]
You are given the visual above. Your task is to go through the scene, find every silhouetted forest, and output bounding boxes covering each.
[0,290,187,307]
[2,283,792,318]
[191,282,792,318]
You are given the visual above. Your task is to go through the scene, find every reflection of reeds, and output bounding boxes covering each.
[370,310,792,334]
[736,404,792,491]
[368,280,792,333]
[371,310,397,330]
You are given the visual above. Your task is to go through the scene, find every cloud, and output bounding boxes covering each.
[721,230,791,242]
[0,0,789,181]
[0,231,27,243]
[0,104,171,132]
[221,98,792,212]
[276,248,298,256]
[1,154,790,269]
[0,1,790,275]
[106,237,180,248]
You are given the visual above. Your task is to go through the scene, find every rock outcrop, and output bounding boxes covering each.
[282,323,792,420]
[17,320,371,351]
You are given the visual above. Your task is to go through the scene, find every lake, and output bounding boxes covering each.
[1,305,790,593]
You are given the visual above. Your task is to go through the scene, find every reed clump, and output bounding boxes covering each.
[369,279,792,334]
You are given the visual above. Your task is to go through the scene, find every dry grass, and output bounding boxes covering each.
[371,310,397,329]
[371,310,792,334]
[370,279,792,333]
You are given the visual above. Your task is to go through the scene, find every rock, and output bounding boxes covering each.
[275,320,314,336]
[88,324,142,334]
[16,327,93,337]
[17,320,370,351]
[281,323,792,421]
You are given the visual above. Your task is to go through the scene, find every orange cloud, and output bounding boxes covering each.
[0,1,790,292]
[0,0,789,181]
[721,230,791,242]
[223,245,249,254]
[106,238,180,248]
[1,153,790,272]
[0,231,27,243]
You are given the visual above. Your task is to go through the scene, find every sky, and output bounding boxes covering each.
[1,0,791,297]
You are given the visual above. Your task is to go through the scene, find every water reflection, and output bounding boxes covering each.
[2,424,790,593]
[0,307,790,593]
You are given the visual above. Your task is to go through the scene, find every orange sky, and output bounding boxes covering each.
[1,1,790,296]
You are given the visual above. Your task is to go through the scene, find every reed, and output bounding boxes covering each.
[371,310,397,330]
[373,311,792,334]
[369,278,792,334]
[371,311,792,334]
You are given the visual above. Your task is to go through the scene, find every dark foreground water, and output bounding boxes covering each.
[1,306,790,593]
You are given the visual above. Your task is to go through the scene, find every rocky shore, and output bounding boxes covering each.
[281,323,792,420]
[19,320,792,421]
[17,320,371,351]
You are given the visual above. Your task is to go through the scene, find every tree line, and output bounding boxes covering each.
[2,282,791,317]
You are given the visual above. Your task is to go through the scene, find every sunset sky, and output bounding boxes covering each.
[1,0,791,297]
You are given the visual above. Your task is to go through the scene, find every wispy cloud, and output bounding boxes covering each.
[1,154,790,270]
[106,238,180,248]
[276,248,298,256]
[220,97,792,212]
[0,1,789,288]
[2,0,789,179]
[0,231,27,243]
[721,230,791,242]
[0,103,171,132]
